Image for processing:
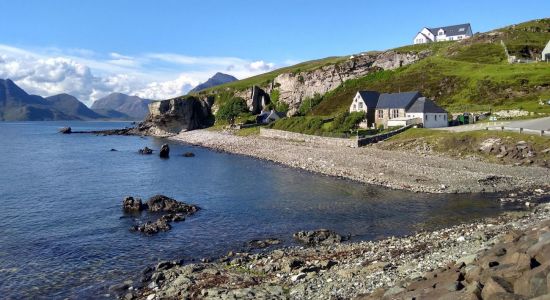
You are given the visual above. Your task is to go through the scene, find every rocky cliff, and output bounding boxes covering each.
[138,96,214,136]
[233,50,430,116]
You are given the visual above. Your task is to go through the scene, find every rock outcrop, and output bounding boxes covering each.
[234,50,431,116]
[159,144,170,158]
[138,96,213,135]
[293,229,346,245]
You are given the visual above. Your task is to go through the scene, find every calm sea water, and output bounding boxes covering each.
[0,121,526,299]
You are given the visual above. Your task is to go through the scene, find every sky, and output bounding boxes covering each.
[0,0,548,105]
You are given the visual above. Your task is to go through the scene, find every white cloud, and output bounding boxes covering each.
[0,44,281,105]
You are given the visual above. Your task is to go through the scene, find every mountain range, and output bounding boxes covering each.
[189,72,238,93]
[0,79,151,121]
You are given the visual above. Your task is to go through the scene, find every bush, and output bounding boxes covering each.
[216,97,249,123]
[298,93,323,115]
[330,111,365,132]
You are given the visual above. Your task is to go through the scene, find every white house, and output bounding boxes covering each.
[542,40,550,62]
[413,24,473,44]
[405,97,449,128]
[349,91,448,128]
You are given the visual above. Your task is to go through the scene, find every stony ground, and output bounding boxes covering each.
[167,129,550,193]
[118,200,550,300]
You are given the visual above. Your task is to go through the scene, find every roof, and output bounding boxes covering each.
[407,97,447,113]
[357,91,380,108]
[376,91,421,109]
[428,23,471,37]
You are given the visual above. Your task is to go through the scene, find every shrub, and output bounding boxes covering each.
[216,97,249,123]
[298,93,323,115]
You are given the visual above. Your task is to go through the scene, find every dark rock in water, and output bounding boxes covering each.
[160,213,185,222]
[138,146,153,155]
[122,196,146,212]
[146,195,199,214]
[248,238,281,249]
[110,148,118,151]
[159,144,170,158]
[182,152,195,157]
[132,219,171,235]
[59,127,72,134]
[293,229,346,246]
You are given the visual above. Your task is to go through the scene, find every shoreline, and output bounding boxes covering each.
[165,129,550,194]
[125,201,550,300]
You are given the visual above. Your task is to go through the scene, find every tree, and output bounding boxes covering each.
[216,97,249,124]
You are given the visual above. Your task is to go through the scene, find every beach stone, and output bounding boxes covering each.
[481,276,514,300]
[122,196,145,212]
[457,254,477,266]
[159,144,170,158]
[248,239,281,249]
[514,263,550,298]
[293,229,344,245]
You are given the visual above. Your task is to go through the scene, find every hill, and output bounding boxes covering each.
[0,79,76,121]
[189,72,238,93]
[91,93,151,120]
[198,18,550,118]
[46,93,104,120]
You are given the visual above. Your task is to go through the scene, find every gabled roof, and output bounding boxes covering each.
[376,91,421,109]
[428,23,471,37]
[407,97,447,113]
[357,91,380,108]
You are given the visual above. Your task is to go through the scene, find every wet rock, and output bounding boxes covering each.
[59,126,72,134]
[110,148,118,151]
[132,219,171,235]
[159,144,170,158]
[182,152,195,157]
[146,195,199,214]
[293,229,345,245]
[123,196,146,212]
[138,146,153,155]
[248,238,281,249]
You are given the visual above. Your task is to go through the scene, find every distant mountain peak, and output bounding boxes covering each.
[91,92,151,120]
[189,72,238,93]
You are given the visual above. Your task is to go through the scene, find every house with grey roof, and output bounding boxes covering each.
[349,91,448,128]
[413,23,473,45]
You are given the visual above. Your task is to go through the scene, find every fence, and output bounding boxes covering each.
[486,126,550,137]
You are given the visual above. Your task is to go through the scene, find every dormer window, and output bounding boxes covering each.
[459,28,465,32]
[438,29,445,36]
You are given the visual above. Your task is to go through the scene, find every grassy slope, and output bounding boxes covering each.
[378,128,550,166]
[312,18,550,116]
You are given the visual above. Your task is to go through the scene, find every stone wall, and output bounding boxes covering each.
[259,128,358,148]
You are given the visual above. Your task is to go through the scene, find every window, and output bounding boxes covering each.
[358,102,363,109]
[435,115,437,121]
[353,105,356,110]
[377,110,383,118]
[438,30,444,36]
[459,28,465,32]
[391,109,399,119]
[444,115,447,120]
[425,115,428,120]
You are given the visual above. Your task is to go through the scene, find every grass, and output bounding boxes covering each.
[381,128,550,164]
[234,126,261,136]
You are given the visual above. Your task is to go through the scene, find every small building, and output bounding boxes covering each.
[256,109,283,124]
[413,24,473,45]
[542,40,550,62]
[349,91,448,128]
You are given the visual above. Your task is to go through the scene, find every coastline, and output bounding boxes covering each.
[166,129,550,194]
[127,202,550,300]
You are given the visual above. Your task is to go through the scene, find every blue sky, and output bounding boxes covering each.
[0,0,548,104]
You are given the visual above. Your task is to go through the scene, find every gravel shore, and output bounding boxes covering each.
[167,129,550,194]
[123,201,550,300]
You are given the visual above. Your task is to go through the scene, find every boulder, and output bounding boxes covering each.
[159,144,170,158]
[132,219,171,235]
[481,276,514,300]
[59,127,72,134]
[182,152,195,157]
[513,263,550,298]
[248,238,281,249]
[293,229,345,245]
[122,196,146,212]
[146,195,199,214]
[139,146,153,155]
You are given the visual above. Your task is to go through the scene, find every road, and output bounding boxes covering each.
[435,116,550,132]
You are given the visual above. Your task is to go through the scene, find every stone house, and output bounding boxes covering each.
[413,24,472,45]
[349,91,448,128]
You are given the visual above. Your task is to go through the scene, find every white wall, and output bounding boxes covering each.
[349,93,368,113]
[406,112,448,128]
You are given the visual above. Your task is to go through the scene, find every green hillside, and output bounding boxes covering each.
[312,18,550,115]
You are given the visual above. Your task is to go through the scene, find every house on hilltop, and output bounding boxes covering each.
[543,40,550,62]
[349,91,448,128]
[413,23,472,44]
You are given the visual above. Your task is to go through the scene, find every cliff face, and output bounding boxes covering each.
[139,96,213,135]
[235,50,431,116]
